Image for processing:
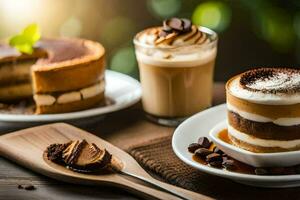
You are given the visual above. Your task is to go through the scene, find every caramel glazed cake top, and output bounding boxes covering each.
[0,38,105,96]
[227,68,300,105]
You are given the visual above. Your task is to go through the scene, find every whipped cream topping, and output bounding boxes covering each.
[34,81,105,106]
[227,103,300,126]
[228,125,300,149]
[228,75,300,105]
[137,25,210,48]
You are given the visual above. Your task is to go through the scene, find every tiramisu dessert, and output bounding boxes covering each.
[0,38,105,114]
[134,18,217,125]
[226,68,300,153]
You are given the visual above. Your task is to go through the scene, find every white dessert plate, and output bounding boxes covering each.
[172,104,300,188]
[210,120,300,167]
[0,70,141,131]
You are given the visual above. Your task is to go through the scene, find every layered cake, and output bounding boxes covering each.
[226,68,300,153]
[0,38,105,114]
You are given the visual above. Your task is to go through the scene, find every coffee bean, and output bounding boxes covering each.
[166,18,183,31]
[213,146,224,155]
[209,160,223,168]
[222,159,236,170]
[198,137,211,149]
[24,185,35,190]
[188,143,201,153]
[195,148,212,158]
[206,153,222,163]
[255,168,269,175]
[162,18,193,34]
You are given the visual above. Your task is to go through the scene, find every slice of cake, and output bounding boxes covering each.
[32,38,105,114]
[46,140,112,172]
[0,38,105,114]
[226,68,300,153]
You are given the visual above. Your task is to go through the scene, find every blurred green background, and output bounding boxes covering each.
[0,0,299,81]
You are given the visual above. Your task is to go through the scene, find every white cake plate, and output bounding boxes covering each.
[0,70,141,133]
[172,104,300,188]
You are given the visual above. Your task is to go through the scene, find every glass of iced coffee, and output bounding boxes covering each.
[134,18,218,126]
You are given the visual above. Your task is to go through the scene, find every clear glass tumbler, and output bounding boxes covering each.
[134,27,218,126]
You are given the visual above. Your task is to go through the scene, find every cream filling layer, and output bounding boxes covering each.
[228,124,300,149]
[34,81,105,106]
[227,103,300,126]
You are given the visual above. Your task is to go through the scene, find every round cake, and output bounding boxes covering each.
[226,68,300,153]
[0,38,105,114]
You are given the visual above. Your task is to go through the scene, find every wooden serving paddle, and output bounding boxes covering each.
[0,123,209,200]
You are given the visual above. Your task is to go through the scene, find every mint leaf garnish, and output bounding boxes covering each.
[22,24,40,44]
[9,23,41,54]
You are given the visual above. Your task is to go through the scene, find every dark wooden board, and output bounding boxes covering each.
[0,157,138,200]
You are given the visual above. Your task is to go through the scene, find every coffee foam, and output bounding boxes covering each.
[135,48,216,67]
[228,75,300,105]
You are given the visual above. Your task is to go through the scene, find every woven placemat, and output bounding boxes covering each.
[127,136,300,200]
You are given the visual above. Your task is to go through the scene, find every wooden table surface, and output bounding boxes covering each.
[0,83,299,200]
